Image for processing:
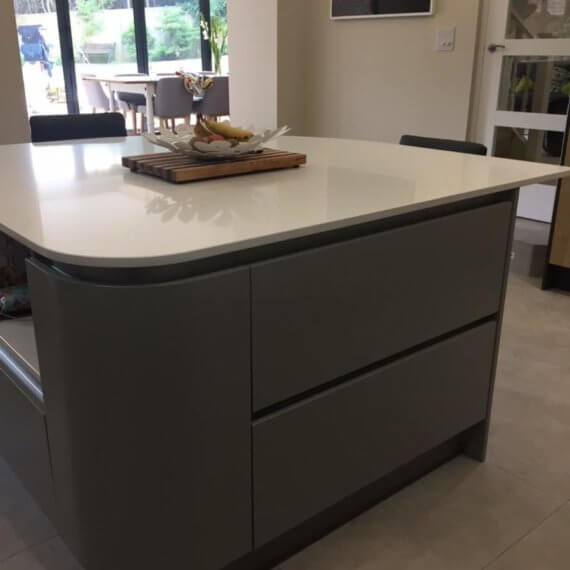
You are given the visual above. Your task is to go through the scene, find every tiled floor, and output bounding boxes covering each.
[513,218,550,246]
[1,273,569,569]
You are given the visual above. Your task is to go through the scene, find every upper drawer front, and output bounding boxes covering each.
[252,202,511,411]
[253,322,497,546]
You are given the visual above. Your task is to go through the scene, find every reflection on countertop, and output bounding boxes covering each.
[0,135,568,268]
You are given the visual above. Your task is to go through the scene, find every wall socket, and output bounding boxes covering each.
[436,27,456,52]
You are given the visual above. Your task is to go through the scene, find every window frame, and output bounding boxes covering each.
[46,0,215,114]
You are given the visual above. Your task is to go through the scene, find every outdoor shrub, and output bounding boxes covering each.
[122,23,156,63]
[150,6,200,61]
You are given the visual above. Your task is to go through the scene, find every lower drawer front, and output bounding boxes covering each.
[253,322,496,547]
[0,369,55,521]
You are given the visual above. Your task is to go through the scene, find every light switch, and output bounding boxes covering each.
[437,27,456,52]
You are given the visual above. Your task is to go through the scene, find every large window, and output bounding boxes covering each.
[13,0,226,116]
[146,0,201,74]
[13,0,65,116]
[68,0,138,113]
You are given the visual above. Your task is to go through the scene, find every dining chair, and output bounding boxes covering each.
[140,77,194,132]
[400,135,487,156]
[81,74,111,113]
[115,73,147,133]
[30,113,127,143]
[192,75,229,120]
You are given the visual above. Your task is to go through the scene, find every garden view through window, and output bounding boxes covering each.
[13,0,228,117]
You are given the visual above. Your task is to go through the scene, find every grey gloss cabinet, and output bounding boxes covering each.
[253,322,497,546]
[27,261,252,570]
[0,370,55,520]
[0,191,516,570]
[251,202,512,410]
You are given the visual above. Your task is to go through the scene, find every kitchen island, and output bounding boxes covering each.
[1,136,568,570]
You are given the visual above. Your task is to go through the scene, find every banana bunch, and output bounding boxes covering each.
[192,115,254,148]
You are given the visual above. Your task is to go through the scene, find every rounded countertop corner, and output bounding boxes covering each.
[1,136,569,268]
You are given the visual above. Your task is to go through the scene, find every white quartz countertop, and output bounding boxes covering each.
[1,135,568,268]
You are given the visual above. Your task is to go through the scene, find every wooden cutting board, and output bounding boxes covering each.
[122,148,307,183]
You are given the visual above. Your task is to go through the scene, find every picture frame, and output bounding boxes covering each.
[331,0,434,20]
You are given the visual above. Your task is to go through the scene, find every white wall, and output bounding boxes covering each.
[0,2,30,144]
[229,0,482,143]
[290,0,481,142]
[277,0,311,136]
[227,0,278,129]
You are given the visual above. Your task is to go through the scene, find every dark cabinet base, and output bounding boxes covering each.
[543,263,570,291]
[225,429,478,570]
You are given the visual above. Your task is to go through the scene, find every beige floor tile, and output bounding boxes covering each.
[485,502,570,570]
[0,460,55,563]
[495,354,570,417]
[0,538,81,570]
[497,277,570,409]
[486,274,570,500]
[487,387,570,501]
[282,457,563,570]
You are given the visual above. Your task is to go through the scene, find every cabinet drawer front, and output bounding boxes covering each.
[0,368,55,521]
[252,202,511,410]
[253,322,496,546]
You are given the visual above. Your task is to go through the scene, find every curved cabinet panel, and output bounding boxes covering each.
[28,260,251,570]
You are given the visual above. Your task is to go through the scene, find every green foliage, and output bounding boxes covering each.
[121,23,156,63]
[211,0,227,18]
[76,0,112,40]
[180,0,226,19]
[179,0,200,20]
[201,12,227,74]
[181,0,226,24]
[121,24,137,62]
[150,7,200,61]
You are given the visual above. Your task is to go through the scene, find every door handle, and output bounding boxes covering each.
[488,43,506,53]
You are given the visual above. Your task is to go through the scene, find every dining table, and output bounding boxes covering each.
[82,74,174,132]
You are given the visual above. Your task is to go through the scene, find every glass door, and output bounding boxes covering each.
[68,0,138,113]
[13,0,66,116]
[145,0,201,75]
[145,0,227,75]
[12,0,222,120]
[476,0,570,222]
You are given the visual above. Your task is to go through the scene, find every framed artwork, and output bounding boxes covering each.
[331,0,434,20]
